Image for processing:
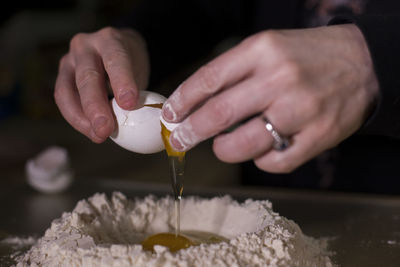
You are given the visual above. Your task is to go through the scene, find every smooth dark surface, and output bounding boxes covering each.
[1,178,400,266]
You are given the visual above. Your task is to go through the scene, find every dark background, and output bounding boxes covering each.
[2,1,400,195]
[1,4,400,266]
[0,1,240,192]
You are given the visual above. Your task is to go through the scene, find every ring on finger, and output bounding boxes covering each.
[261,116,290,151]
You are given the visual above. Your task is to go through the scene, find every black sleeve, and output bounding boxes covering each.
[329,15,400,138]
[114,0,248,88]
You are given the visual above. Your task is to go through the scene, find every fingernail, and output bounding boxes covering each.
[92,116,107,136]
[119,90,135,109]
[170,122,199,151]
[170,130,184,151]
[162,102,177,121]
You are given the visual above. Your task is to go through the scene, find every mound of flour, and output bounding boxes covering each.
[16,192,334,266]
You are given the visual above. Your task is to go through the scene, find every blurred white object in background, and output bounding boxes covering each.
[26,146,73,193]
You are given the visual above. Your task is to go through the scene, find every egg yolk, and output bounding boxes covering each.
[143,102,185,159]
[144,103,164,109]
[141,233,194,252]
[161,123,185,160]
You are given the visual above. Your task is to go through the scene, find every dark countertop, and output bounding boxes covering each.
[0,117,240,266]
[1,178,400,267]
[1,118,400,266]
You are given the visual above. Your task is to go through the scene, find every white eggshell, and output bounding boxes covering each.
[26,146,73,194]
[110,91,167,154]
[160,115,180,131]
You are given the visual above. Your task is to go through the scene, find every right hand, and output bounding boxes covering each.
[54,27,150,143]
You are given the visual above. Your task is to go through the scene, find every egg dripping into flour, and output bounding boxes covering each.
[110,90,226,252]
[110,90,190,251]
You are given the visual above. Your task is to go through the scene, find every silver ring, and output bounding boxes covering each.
[262,116,290,151]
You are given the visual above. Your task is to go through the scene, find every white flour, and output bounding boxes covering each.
[16,192,335,266]
[1,237,36,250]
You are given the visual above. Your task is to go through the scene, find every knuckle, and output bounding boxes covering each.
[54,74,67,103]
[281,60,303,83]
[73,115,95,139]
[70,33,88,50]
[53,78,65,99]
[104,49,129,70]
[76,68,102,90]
[248,32,304,82]
[207,98,234,130]
[98,26,121,40]
[73,114,88,129]
[58,54,69,68]
[262,30,282,42]
[196,64,220,93]
[246,30,283,54]
[53,86,62,105]
[83,100,100,118]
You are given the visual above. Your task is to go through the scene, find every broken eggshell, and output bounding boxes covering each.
[26,146,73,194]
[110,91,167,154]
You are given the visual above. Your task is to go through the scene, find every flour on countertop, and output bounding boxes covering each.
[16,192,335,266]
[1,237,36,250]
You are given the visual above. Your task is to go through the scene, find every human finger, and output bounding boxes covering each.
[94,28,142,110]
[212,92,312,163]
[167,76,279,151]
[253,122,335,173]
[168,71,321,152]
[73,47,115,141]
[54,55,104,143]
[162,39,257,122]
[212,116,275,163]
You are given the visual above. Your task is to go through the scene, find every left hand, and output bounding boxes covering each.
[161,24,379,173]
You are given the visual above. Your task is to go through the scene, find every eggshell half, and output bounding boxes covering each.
[110,91,167,154]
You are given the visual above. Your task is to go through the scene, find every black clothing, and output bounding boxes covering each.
[116,0,400,194]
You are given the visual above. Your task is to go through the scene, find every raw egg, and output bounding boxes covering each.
[141,233,194,252]
[110,91,167,154]
[141,231,228,253]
